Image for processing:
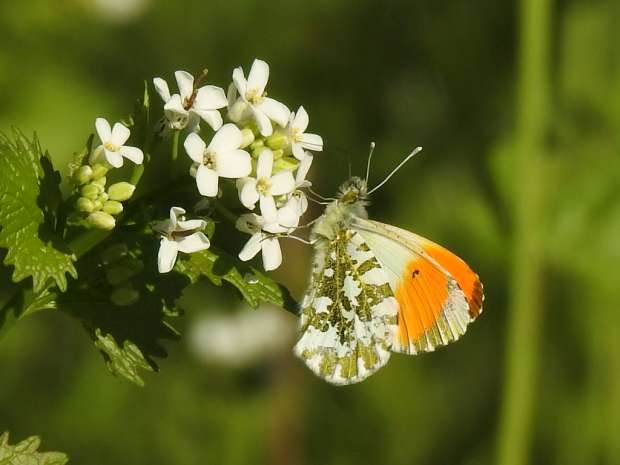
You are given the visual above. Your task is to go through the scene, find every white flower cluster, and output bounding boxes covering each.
[154,59,322,272]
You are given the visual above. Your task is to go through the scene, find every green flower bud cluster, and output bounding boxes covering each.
[242,128,299,176]
[101,244,144,307]
[73,163,136,230]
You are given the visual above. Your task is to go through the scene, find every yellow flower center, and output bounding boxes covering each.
[202,150,216,169]
[104,142,118,152]
[246,88,264,105]
[256,178,271,194]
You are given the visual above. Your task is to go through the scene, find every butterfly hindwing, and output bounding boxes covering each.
[294,228,399,385]
[354,219,483,355]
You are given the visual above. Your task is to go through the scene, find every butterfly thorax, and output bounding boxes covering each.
[311,177,369,243]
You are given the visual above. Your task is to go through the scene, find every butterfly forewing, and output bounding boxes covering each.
[354,219,482,355]
[294,229,399,385]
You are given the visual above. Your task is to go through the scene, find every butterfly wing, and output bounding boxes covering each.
[353,218,483,355]
[294,228,399,385]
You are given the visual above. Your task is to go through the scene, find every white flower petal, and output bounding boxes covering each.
[95,118,111,143]
[119,146,144,165]
[239,233,262,261]
[247,59,269,96]
[226,82,237,105]
[208,123,242,153]
[258,98,290,127]
[192,109,222,131]
[259,194,277,224]
[236,213,262,234]
[232,67,247,98]
[175,70,194,101]
[292,142,305,161]
[153,77,171,102]
[104,149,123,168]
[158,238,179,273]
[300,133,323,152]
[177,232,210,253]
[184,133,206,164]
[176,218,206,231]
[111,123,130,147]
[270,170,295,196]
[164,94,187,114]
[170,206,186,226]
[296,153,313,185]
[261,237,282,271]
[256,149,274,179]
[194,85,228,110]
[263,221,290,234]
[196,165,219,197]
[277,200,301,228]
[293,106,309,132]
[251,107,273,136]
[239,178,259,209]
[215,149,251,178]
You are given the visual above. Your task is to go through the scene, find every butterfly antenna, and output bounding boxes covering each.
[365,142,376,184]
[367,146,423,195]
[308,187,335,202]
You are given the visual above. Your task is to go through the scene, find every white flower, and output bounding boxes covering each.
[153,71,227,131]
[232,59,290,137]
[236,213,285,271]
[237,148,295,223]
[155,207,210,273]
[91,118,144,168]
[287,106,323,160]
[184,123,252,197]
[277,153,313,228]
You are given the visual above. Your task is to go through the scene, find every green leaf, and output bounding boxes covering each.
[59,232,189,386]
[175,247,297,314]
[67,134,94,179]
[0,130,77,292]
[0,432,68,465]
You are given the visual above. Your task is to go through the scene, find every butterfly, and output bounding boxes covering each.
[293,146,484,385]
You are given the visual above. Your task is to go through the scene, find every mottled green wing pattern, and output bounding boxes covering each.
[294,229,398,385]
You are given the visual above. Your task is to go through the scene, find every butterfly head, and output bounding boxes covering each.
[337,176,369,205]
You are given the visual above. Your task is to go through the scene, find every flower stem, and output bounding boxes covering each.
[171,130,180,161]
[496,0,551,463]
[212,199,238,225]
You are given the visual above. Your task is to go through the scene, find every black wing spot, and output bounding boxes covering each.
[411,269,420,278]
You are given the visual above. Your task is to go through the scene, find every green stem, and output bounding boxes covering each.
[68,229,111,259]
[212,199,239,225]
[496,0,551,464]
[171,130,180,161]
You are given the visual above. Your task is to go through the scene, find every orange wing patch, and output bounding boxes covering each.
[422,243,484,318]
[395,258,448,347]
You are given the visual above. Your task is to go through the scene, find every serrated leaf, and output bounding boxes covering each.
[175,247,297,314]
[0,432,68,465]
[94,329,154,387]
[68,134,94,179]
[59,232,189,385]
[0,130,77,292]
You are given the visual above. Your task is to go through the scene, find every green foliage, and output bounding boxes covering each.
[0,432,68,465]
[0,130,77,293]
[59,233,187,386]
[174,247,297,314]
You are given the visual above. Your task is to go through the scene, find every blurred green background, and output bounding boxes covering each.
[2,0,620,464]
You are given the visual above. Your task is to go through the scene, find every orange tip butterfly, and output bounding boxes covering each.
[294,144,484,385]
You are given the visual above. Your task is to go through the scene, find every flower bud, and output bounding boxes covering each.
[75,197,95,213]
[105,265,135,286]
[103,200,123,215]
[101,244,128,265]
[240,128,255,149]
[74,165,93,185]
[80,184,100,200]
[92,199,103,211]
[87,211,116,230]
[273,156,299,173]
[250,139,265,152]
[107,182,135,201]
[272,149,284,160]
[98,192,109,202]
[92,176,107,187]
[91,163,109,179]
[265,132,289,150]
[110,285,140,307]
